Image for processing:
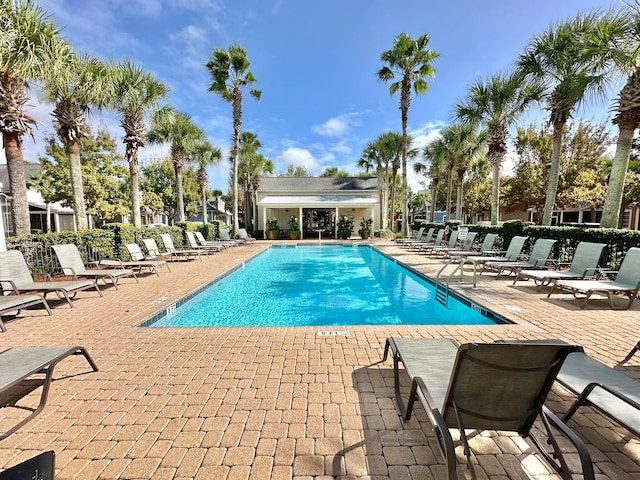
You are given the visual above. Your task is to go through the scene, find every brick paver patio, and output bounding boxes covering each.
[1,240,639,479]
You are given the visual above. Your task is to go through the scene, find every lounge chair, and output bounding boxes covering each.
[382,337,594,480]
[506,338,640,439]
[449,233,498,259]
[185,231,224,253]
[548,247,640,310]
[238,228,256,243]
[514,241,605,288]
[397,226,426,244]
[483,238,557,277]
[220,229,242,246]
[463,235,527,270]
[0,292,51,332]
[194,231,234,249]
[422,230,459,256]
[0,250,102,308]
[159,233,202,261]
[401,227,435,248]
[437,232,478,258]
[411,229,444,252]
[95,244,170,277]
[0,346,98,439]
[52,244,138,289]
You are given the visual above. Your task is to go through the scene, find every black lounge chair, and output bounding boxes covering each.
[382,337,594,480]
[0,346,98,439]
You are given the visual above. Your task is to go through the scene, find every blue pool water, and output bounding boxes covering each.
[148,245,502,327]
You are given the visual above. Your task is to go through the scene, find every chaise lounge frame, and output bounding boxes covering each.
[0,346,98,439]
[382,337,594,480]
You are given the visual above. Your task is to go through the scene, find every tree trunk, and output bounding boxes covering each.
[541,120,565,226]
[600,125,635,228]
[430,178,439,222]
[129,148,142,227]
[390,170,398,232]
[252,189,259,231]
[401,114,409,237]
[175,163,185,222]
[201,183,208,224]
[232,89,242,236]
[490,152,503,226]
[445,164,454,220]
[67,138,88,230]
[376,164,387,230]
[455,169,464,220]
[244,173,251,229]
[3,132,31,236]
[45,202,51,233]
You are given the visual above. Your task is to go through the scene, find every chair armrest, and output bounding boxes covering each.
[0,279,20,294]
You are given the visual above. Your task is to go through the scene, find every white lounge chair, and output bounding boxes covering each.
[159,234,202,261]
[238,228,256,243]
[185,231,224,254]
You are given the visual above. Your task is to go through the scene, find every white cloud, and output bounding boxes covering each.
[312,117,349,138]
[275,147,323,174]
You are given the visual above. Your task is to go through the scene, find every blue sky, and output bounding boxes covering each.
[11,0,626,193]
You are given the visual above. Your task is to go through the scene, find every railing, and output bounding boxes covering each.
[434,258,477,308]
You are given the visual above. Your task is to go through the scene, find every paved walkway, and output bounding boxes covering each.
[0,240,639,479]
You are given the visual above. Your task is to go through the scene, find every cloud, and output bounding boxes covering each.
[274,147,323,174]
[311,115,349,137]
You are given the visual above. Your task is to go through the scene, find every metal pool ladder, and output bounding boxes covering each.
[435,257,477,307]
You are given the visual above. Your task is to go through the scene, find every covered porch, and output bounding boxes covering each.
[258,195,378,239]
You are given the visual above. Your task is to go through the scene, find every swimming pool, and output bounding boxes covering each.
[144,245,506,327]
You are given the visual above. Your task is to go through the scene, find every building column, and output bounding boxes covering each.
[299,207,303,240]
[335,207,339,238]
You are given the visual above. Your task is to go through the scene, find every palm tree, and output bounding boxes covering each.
[586,6,640,227]
[358,136,391,230]
[421,138,448,222]
[42,43,112,230]
[193,141,222,224]
[455,72,542,225]
[147,106,205,222]
[0,0,60,236]
[379,132,410,231]
[237,131,262,228]
[516,12,609,225]
[109,59,167,227]
[205,44,261,235]
[248,153,275,230]
[378,33,439,236]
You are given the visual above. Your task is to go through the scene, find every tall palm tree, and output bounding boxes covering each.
[193,140,222,224]
[455,72,542,225]
[147,106,205,222]
[0,0,60,236]
[358,136,392,230]
[379,132,411,231]
[237,131,262,228]
[248,153,275,230]
[378,33,438,236]
[453,128,487,220]
[205,44,261,235]
[109,59,167,227]
[416,141,447,222]
[42,43,112,230]
[516,12,609,225]
[586,6,640,227]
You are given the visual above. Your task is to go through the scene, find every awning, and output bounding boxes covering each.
[258,195,377,207]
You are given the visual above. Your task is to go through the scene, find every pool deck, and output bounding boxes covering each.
[1,239,639,479]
